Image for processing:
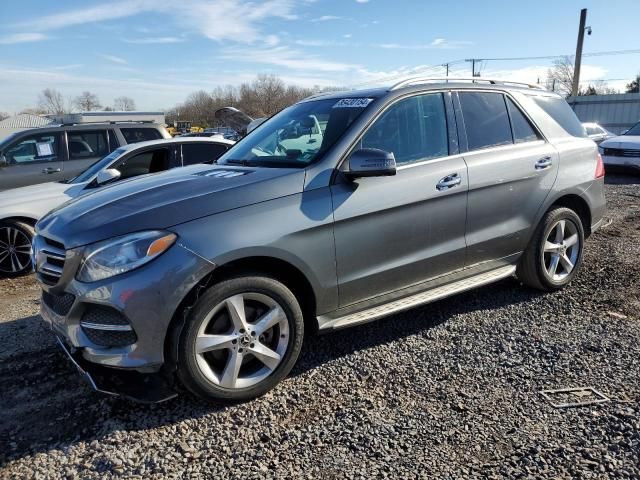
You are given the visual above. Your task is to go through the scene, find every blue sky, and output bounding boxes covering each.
[0,0,639,112]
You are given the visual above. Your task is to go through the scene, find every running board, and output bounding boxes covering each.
[318,265,516,331]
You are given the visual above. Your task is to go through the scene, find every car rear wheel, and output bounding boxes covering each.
[517,207,585,291]
[0,221,34,277]
[176,275,304,402]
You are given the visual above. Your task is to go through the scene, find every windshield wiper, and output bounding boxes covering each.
[224,159,255,166]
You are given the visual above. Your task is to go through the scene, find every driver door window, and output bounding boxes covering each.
[114,148,169,179]
[4,133,60,165]
[360,93,448,165]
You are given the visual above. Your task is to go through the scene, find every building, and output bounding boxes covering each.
[0,113,56,140]
[568,93,640,134]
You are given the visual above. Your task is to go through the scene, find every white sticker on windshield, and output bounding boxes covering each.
[36,142,53,157]
[333,98,374,109]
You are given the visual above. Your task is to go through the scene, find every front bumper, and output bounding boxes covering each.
[40,242,215,398]
[601,154,640,171]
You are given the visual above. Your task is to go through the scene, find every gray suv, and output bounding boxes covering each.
[0,122,170,190]
[34,79,606,402]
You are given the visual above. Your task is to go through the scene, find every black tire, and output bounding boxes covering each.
[176,275,304,402]
[517,207,585,291]
[0,220,35,277]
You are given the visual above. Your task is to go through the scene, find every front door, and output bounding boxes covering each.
[331,92,468,307]
[0,131,64,190]
[456,91,559,266]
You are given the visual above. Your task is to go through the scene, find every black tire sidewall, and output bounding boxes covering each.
[0,220,34,277]
[177,275,304,402]
[535,208,585,290]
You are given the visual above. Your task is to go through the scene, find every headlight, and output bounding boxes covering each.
[76,231,177,282]
[598,145,604,154]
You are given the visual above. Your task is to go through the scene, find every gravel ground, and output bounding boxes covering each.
[1,174,639,479]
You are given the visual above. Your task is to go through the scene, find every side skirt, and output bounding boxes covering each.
[317,265,516,331]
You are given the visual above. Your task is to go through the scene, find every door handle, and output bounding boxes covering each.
[535,157,553,170]
[436,173,462,191]
[42,167,62,174]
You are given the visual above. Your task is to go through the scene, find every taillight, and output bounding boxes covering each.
[595,153,605,178]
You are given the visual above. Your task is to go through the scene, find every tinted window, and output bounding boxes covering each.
[4,132,59,165]
[624,122,640,136]
[68,130,109,159]
[585,125,600,135]
[506,97,541,143]
[114,148,169,179]
[460,92,512,151]
[181,143,228,166]
[70,147,127,184]
[531,96,587,137]
[108,130,120,151]
[120,127,163,144]
[360,93,448,165]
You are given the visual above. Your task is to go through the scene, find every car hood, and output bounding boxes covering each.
[600,135,640,149]
[214,107,254,134]
[37,164,306,249]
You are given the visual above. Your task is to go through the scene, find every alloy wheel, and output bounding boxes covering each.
[542,219,580,282]
[0,226,32,274]
[194,292,290,390]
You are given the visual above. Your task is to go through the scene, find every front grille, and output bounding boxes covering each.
[80,306,137,347]
[36,236,67,286]
[42,291,75,316]
[603,147,640,158]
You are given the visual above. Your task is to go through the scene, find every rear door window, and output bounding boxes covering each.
[67,130,109,159]
[506,97,541,144]
[531,96,587,138]
[120,127,163,144]
[181,143,229,166]
[4,132,60,164]
[459,92,512,151]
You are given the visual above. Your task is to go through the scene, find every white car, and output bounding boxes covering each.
[582,122,615,144]
[0,136,234,276]
[599,121,640,173]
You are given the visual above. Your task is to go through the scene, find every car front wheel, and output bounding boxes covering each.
[176,275,304,402]
[0,220,34,277]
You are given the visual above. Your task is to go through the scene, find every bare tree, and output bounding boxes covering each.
[0,112,9,121]
[114,96,136,111]
[545,56,575,96]
[38,88,66,114]
[626,74,640,94]
[73,91,102,111]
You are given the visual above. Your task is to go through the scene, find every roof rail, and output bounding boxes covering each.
[389,77,546,91]
[59,120,156,127]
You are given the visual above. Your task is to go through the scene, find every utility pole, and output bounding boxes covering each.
[465,59,481,78]
[571,8,588,97]
[443,63,449,78]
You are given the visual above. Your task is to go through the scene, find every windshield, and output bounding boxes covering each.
[624,121,640,136]
[68,147,127,184]
[216,97,374,168]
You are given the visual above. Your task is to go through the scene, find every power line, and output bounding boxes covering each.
[468,48,640,63]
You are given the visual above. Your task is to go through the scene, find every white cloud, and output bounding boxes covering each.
[221,45,356,72]
[123,37,185,44]
[100,54,128,65]
[311,15,341,22]
[355,0,370,3]
[0,33,48,44]
[343,33,352,39]
[379,38,472,50]
[17,0,298,44]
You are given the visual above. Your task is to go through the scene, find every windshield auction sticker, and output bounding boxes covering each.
[333,98,374,108]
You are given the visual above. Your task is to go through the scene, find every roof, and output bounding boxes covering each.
[0,113,55,129]
[115,136,235,153]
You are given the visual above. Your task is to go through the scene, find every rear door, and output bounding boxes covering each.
[331,91,468,306]
[456,90,558,266]
[0,131,64,190]
[64,129,110,181]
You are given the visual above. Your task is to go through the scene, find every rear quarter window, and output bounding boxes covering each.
[120,127,163,144]
[531,96,587,138]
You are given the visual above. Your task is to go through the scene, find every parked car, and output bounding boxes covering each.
[34,79,605,403]
[215,107,266,137]
[0,136,233,276]
[582,122,615,144]
[598,120,640,172]
[0,121,170,191]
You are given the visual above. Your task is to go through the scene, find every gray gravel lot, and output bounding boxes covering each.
[1,174,639,479]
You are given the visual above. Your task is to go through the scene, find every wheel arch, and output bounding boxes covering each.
[548,194,592,237]
[0,215,39,227]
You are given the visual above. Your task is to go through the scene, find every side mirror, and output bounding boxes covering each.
[346,148,397,178]
[96,168,121,185]
[0,154,7,168]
